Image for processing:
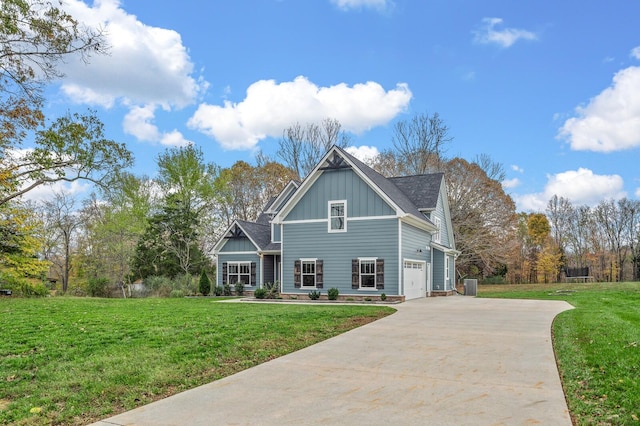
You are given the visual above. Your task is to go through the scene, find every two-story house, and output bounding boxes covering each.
[213,145,458,300]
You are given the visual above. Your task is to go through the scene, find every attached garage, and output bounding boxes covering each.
[403,260,427,300]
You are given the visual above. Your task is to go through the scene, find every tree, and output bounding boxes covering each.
[277,118,350,179]
[132,194,208,278]
[199,269,211,296]
[444,157,517,279]
[526,213,551,282]
[0,0,106,155]
[0,200,49,277]
[41,192,81,293]
[1,111,133,205]
[76,173,154,288]
[391,112,452,175]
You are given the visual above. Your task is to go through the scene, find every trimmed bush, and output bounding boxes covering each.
[254,288,267,299]
[213,285,223,296]
[199,270,211,295]
[380,293,387,301]
[308,290,321,300]
[327,287,339,300]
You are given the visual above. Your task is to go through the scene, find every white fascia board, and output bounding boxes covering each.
[439,178,457,250]
[265,180,300,215]
[401,213,437,233]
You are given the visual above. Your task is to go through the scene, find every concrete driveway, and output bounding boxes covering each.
[93,297,573,426]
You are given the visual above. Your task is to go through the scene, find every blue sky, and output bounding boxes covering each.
[32,0,640,211]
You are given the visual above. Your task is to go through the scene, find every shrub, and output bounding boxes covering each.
[0,273,48,297]
[175,273,196,295]
[169,289,185,298]
[223,283,232,296]
[327,287,339,300]
[199,270,211,295]
[213,285,223,296]
[380,293,387,301]
[234,282,244,296]
[20,281,49,298]
[308,290,321,300]
[87,277,110,298]
[254,288,267,299]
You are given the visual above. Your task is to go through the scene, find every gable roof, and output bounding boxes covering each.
[273,146,437,231]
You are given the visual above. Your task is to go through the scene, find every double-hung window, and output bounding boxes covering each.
[352,258,384,290]
[329,200,346,232]
[360,259,376,288]
[228,261,251,285]
[301,260,316,287]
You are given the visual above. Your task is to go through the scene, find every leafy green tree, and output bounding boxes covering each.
[0,0,106,155]
[132,194,209,279]
[2,111,133,206]
[0,201,49,277]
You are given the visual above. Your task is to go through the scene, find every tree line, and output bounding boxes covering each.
[2,0,637,296]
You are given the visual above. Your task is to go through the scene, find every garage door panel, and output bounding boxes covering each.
[404,261,426,300]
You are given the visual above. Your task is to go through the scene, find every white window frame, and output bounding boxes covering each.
[228,261,251,286]
[328,200,347,233]
[301,259,316,288]
[359,258,377,290]
[445,256,450,282]
[432,215,442,243]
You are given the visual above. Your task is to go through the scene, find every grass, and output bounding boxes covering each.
[0,297,394,425]
[479,282,640,425]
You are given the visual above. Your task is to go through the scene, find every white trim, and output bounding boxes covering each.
[358,257,378,290]
[226,261,252,286]
[348,215,396,222]
[398,220,403,296]
[212,220,261,252]
[279,218,326,225]
[265,180,300,215]
[328,199,347,233]
[217,251,259,255]
[300,259,317,288]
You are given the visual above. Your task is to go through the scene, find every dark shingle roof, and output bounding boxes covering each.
[388,173,443,211]
[236,220,271,250]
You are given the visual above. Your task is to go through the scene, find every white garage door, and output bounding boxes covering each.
[404,260,426,300]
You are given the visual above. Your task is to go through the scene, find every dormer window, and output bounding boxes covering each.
[328,200,347,232]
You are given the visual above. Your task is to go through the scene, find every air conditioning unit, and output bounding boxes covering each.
[463,279,477,296]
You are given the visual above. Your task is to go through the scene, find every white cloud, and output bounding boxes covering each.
[511,164,524,173]
[188,76,412,150]
[331,0,390,11]
[22,180,91,204]
[473,18,537,48]
[60,0,206,108]
[558,66,640,152]
[501,178,521,189]
[346,145,380,163]
[515,168,626,211]
[631,46,640,60]
[123,105,191,147]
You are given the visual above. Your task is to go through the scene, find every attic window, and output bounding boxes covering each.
[328,200,347,232]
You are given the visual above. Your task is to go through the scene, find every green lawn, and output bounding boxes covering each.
[0,298,394,425]
[479,282,640,425]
